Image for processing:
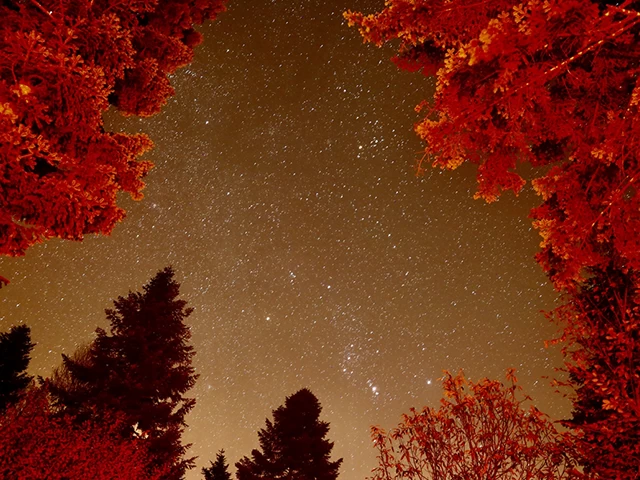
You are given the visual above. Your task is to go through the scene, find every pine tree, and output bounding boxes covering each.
[236,388,342,480]
[51,267,198,480]
[202,450,232,480]
[0,324,35,412]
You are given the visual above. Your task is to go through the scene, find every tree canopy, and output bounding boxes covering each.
[203,450,232,480]
[346,0,640,291]
[0,0,227,259]
[369,371,581,480]
[0,384,162,480]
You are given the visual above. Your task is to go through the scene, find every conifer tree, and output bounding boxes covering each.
[0,324,35,412]
[51,267,198,480]
[236,388,342,480]
[202,450,232,480]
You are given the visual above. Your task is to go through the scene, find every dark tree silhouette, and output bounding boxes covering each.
[202,450,232,480]
[0,324,35,412]
[236,388,342,480]
[51,267,198,479]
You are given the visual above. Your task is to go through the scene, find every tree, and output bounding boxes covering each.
[0,383,164,480]
[370,371,582,480]
[50,267,198,479]
[202,450,232,480]
[236,388,342,480]
[346,1,640,477]
[0,324,35,412]
[549,270,640,479]
[0,0,227,259]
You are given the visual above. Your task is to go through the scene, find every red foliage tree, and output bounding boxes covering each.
[0,0,227,258]
[0,384,164,480]
[369,371,582,480]
[550,270,640,478]
[345,0,640,288]
[346,1,640,478]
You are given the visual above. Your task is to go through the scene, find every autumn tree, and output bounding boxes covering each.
[0,383,164,480]
[0,0,227,260]
[370,371,581,480]
[202,450,232,480]
[346,1,640,477]
[0,324,35,412]
[236,388,342,480]
[550,271,640,478]
[50,267,198,480]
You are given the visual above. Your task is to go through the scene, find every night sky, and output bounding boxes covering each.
[0,1,571,479]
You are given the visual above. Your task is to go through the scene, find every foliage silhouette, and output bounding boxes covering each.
[0,324,35,412]
[51,267,198,479]
[236,388,342,480]
[202,450,232,480]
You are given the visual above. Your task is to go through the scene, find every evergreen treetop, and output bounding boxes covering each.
[202,450,232,480]
[0,324,35,412]
[236,388,342,480]
[51,267,198,480]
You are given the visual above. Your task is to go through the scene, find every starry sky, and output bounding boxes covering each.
[0,1,571,478]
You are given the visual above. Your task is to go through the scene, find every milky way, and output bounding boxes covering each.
[0,1,569,478]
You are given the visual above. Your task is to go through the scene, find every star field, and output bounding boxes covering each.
[0,1,570,478]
